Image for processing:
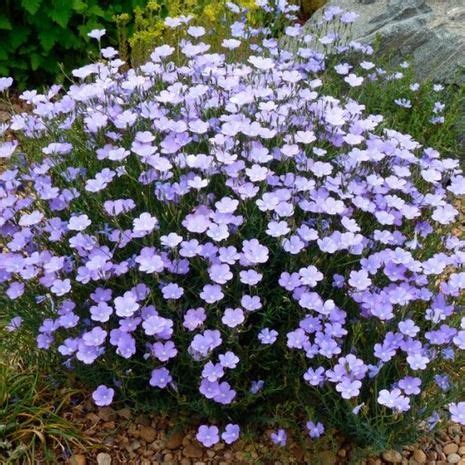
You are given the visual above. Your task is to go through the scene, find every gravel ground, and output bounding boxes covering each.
[64,399,465,465]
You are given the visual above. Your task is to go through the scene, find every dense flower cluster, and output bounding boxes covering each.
[1,0,465,448]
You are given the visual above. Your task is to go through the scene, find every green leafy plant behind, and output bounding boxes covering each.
[0,0,147,89]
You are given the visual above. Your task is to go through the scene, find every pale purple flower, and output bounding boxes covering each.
[271,429,287,446]
[239,269,262,285]
[306,421,324,438]
[114,292,139,317]
[150,367,173,388]
[202,361,224,382]
[196,425,220,447]
[161,283,184,300]
[241,295,262,311]
[152,341,177,361]
[258,328,278,345]
[92,385,114,406]
[0,76,13,92]
[133,212,158,232]
[19,210,43,227]
[221,424,240,444]
[449,402,465,425]
[222,308,245,328]
[51,278,71,296]
[200,284,224,304]
[349,270,372,291]
[219,351,239,369]
[183,308,206,331]
[398,376,421,395]
[242,239,269,264]
[6,316,23,332]
[378,388,410,412]
[88,29,106,40]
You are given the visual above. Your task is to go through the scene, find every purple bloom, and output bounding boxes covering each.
[222,308,245,328]
[6,316,23,332]
[149,367,173,388]
[221,424,240,444]
[183,307,206,331]
[258,328,278,345]
[152,341,177,362]
[219,351,239,369]
[161,283,184,300]
[270,429,287,446]
[196,425,220,447]
[114,292,139,317]
[449,402,465,425]
[200,284,224,304]
[241,239,269,264]
[306,421,324,438]
[51,278,71,296]
[398,377,421,395]
[378,389,410,412]
[68,214,91,231]
[133,212,158,233]
[92,385,114,406]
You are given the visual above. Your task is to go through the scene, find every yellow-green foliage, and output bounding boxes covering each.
[301,0,326,18]
[123,0,260,67]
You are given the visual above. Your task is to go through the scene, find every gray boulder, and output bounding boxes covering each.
[303,0,465,84]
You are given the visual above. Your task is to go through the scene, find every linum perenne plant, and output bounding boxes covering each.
[1,0,465,454]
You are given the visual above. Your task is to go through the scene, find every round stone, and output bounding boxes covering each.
[448,453,461,464]
[413,449,427,463]
[444,444,459,455]
[382,450,402,463]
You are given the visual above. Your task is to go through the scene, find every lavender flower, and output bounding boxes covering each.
[196,425,220,447]
[92,385,114,406]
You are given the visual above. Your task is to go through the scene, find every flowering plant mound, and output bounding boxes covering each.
[1,0,465,450]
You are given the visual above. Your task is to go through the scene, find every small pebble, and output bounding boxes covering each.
[382,450,402,463]
[183,444,203,458]
[444,444,459,455]
[139,426,157,443]
[70,455,87,465]
[96,452,112,465]
[413,449,427,463]
[448,453,461,464]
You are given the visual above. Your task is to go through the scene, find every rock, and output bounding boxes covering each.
[317,450,337,465]
[97,407,116,422]
[183,444,203,458]
[458,445,465,455]
[382,449,403,463]
[128,440,141,451]
[413,449,427,463]
[448,453,461,464]
[136,415,151,427]
[96,452,112,465]
[70,455,86,465]
[449,425,462,436]
[165,432,184,449]
[117,407,132,419]
[444,443,459,455]
[139,426,158,443]
[85,412,101,423]
[301,0,465,84]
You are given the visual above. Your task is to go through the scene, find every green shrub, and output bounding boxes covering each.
[125,0,283,67]
[0,0,147,89]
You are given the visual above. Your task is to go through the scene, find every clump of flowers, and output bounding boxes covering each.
[1,0,465,451]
